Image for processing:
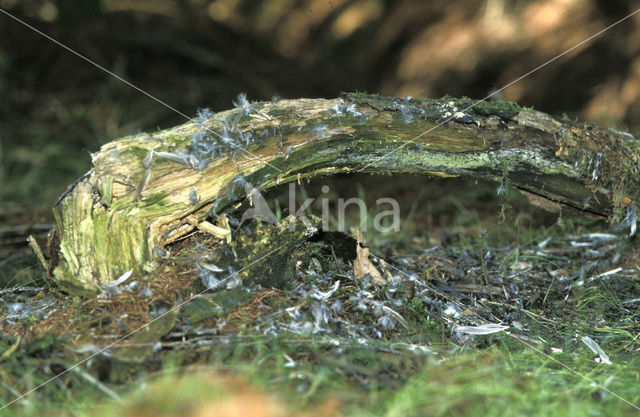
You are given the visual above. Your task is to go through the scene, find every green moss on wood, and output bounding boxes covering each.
[49,94,640,296]
[466,99,523,119]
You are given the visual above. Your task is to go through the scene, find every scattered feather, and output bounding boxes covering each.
[310,124,329,139]
[496,178,507,196]
[198,262,224,273]
[155,151,192,168]
[283,353,296,368]
[443,303,461,318]
[233,92,254,115]
[139,286,153,298]
[377,314,396,330]
[311,302,332,328]
[624,204,637,237]
[142,150,154,169]
[74,344,112,358]
[581,336,612,365]
[452,323,508,335]
[310,280,340,301]
[190,188,201,205]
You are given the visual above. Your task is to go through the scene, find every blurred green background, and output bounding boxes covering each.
[1,0,639,264]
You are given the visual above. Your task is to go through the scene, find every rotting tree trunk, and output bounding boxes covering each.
[47,93,640,296]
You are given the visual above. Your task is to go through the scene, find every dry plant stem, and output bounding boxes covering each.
[49,94,640,296]
[27,234,53,284]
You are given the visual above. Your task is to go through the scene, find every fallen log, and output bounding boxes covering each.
[47,93,640,296]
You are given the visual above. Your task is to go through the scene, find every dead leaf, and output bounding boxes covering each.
[353,230,386,284]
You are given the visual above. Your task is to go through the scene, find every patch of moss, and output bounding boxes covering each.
[207,215,321,288]
[469,99,524,120]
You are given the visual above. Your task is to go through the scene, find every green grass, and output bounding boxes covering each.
[1,153,638,417]
[369,347,640,417]
[3,328,639,417]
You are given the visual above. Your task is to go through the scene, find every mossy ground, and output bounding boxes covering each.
[1,176,639,416]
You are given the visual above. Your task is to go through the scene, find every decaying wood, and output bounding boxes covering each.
[48,93,640,295]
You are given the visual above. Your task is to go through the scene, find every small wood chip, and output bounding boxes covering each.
[187,215,231,242]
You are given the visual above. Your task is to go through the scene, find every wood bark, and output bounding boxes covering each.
[47,93,640,295]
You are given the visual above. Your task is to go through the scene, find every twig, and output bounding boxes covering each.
[0,286,43,296]
[484,300,560,325]
[27,235,53,285]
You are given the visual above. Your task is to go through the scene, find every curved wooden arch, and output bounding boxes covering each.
[48,94,640,295]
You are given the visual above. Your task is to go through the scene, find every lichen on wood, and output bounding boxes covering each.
[48,93,640,296]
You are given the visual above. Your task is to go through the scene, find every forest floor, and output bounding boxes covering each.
[1,178,639,416]
[1,2,640,415]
